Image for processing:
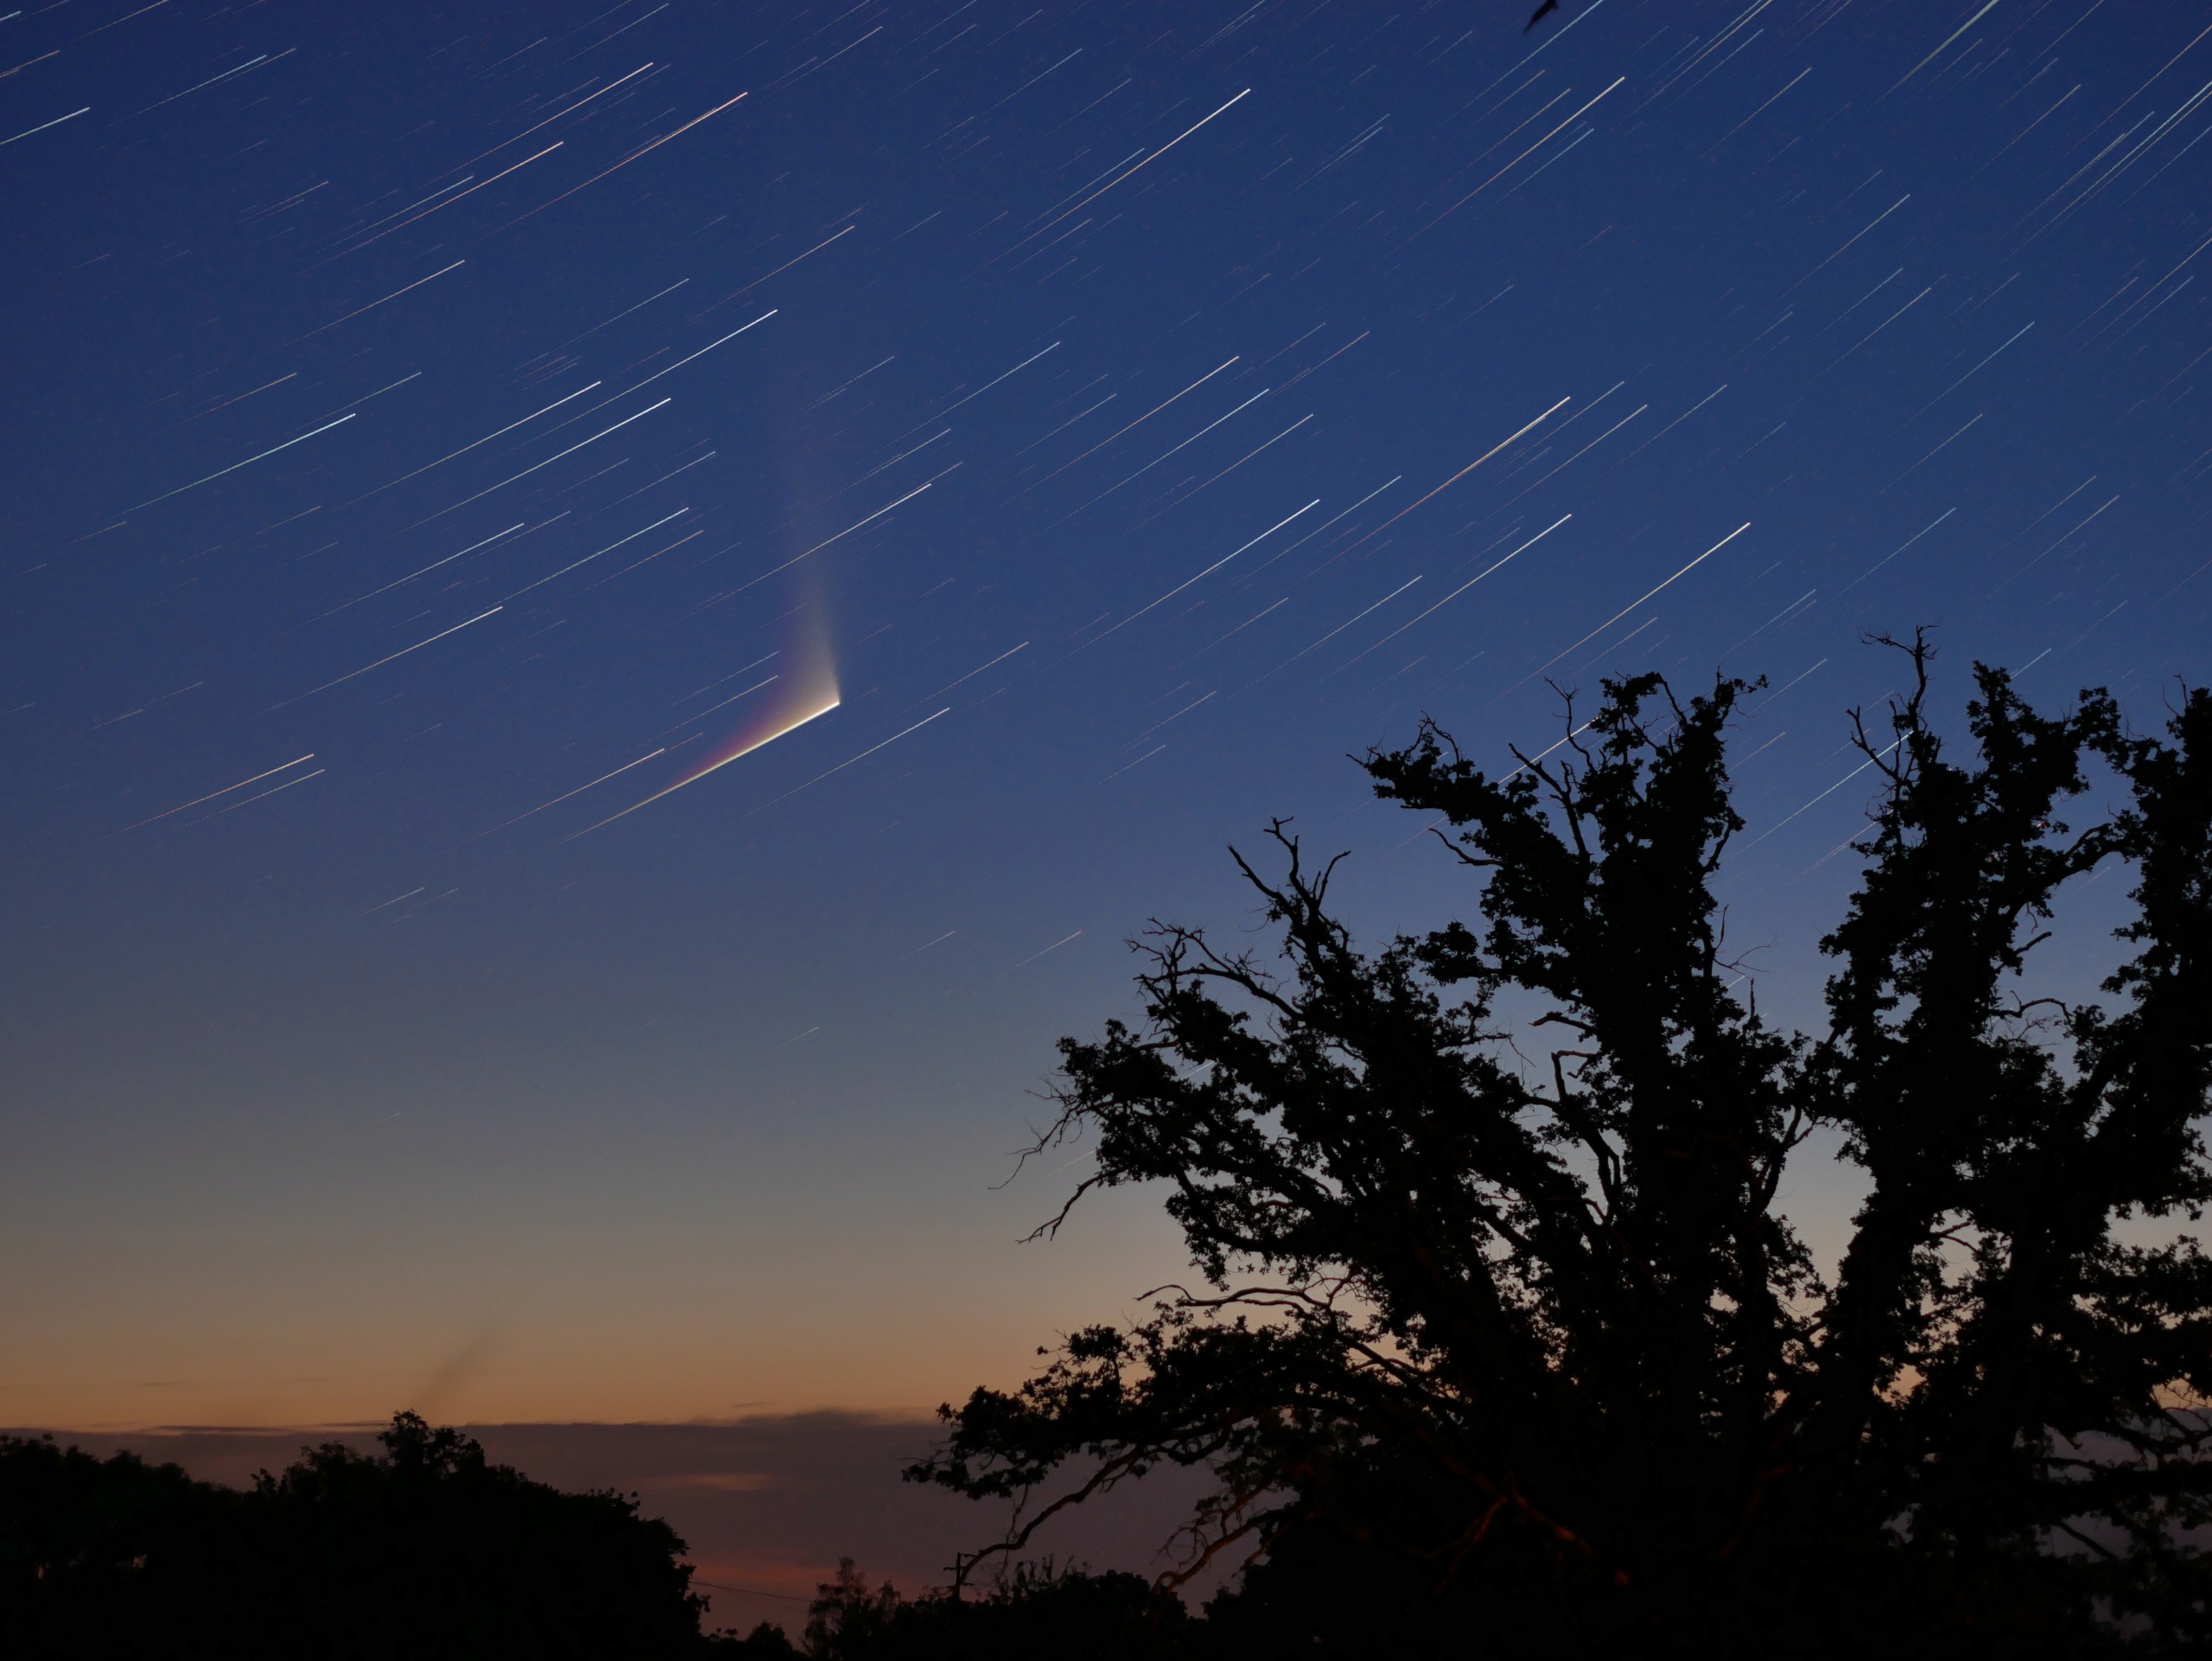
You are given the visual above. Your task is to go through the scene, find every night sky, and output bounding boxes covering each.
[4,0,2208,1438]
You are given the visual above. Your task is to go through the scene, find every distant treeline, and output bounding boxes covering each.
[2,1414,721,1659]
[0,1412,1231,1659]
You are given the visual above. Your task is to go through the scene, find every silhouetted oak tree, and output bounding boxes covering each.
[912,639,2212,1657]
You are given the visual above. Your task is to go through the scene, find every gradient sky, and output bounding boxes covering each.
[3,0,2208,1434]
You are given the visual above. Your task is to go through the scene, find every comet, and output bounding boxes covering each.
[562,611,842,843]
[557,690,839,843]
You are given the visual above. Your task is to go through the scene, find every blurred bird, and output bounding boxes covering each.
[1526,0,1560,32]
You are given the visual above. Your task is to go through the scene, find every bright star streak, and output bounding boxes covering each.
[1497,523,1751,699]
[456,748,670,846]
[1336,398,1571,560]
[105,754,316,836]
[268,607,503,709]
[404,398,671,529]
[345,381,603,504]
[1085,500,1319,648]
[124,414,354,512]
[1330,513,1573,677]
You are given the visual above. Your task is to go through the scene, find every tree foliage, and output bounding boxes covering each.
[789,1556,1192,1660]
[0,1412,719,1659]
[912,639,2212,1656]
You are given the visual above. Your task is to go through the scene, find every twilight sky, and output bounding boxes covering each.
[3,0,2208,1435]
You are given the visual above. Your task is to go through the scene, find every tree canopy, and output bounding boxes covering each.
[912,638,2212,1657]
[1,1412,719,1659]
[779,1556,1193,1661]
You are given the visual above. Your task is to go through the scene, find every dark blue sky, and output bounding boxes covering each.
[3,0,2205,1429]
